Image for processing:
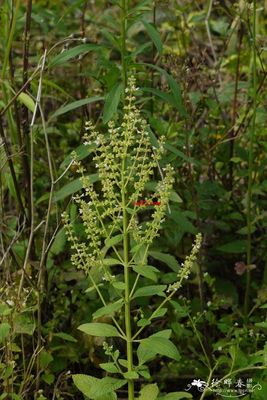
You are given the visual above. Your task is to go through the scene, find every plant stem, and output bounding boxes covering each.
[122,157,135,399]
[244,0,257,317]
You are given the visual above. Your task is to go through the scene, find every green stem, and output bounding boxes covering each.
[122,158,135,400]
[244,0,257,317]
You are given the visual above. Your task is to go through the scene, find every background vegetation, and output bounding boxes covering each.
[0,0,267,399]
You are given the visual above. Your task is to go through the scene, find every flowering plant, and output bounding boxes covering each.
[62,77,201,400]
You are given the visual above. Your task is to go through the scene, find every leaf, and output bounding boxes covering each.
[151,307,167,319]
[49,96,103,120]
[78,323,121,337]
[102,83,123,124]
[99,363,119,373]
[142,21,162,54]
[112,281,126,290]
[123,371,139,379]
[165,74,187,116]
[159,392,192,400]
[169,190,183,203]
[93,300,123,319]
[137,336,180,365]
[49,44,100,67]
[139,384,159,400]
[255,322,267,329]
[52,174,98,202]
[53,332,78,342]
[103,258,123,266]
[73,374,126,399]
[0,322,11,343]
[216,240,247,254]
[60,143,96,169]
[18,92,35,112]
[132,265,159,282]
[40,351,53,369]
[13,313,35,335]
[132,285,166,299]
[105,234,123,249]
[0,303,11,316]
[149,251,180,272]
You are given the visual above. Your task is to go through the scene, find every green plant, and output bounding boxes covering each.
[62,77,201,400]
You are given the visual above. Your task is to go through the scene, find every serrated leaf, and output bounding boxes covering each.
[139,383,159,400]
[0,303,11,316]
[103,258,123,266]
[255,322,267,329]
[216,240,247,254]
[137,336,180,365]
[73,374,126,399]
[52,174,98,202]
[142,21,162,54]
[105,235,123,249]
[112,281,126,290]
[159,392,192,400]
[40,351,53,369]
[18,92,35,112]
[0,323,11,343]
[13,313,35,335]
[53,332,77,342]
[132,285,166,299]
[93,300,123,319]
[123,371,139,379]
[49,96,103,120]
[132,265,159,282]
[165,74,187,117]
[149,251,180,272]
[78,323,121,337]
[100,363,119,373]
[151,307,167,319]
[103,83,123,124]
[49,44,100,67]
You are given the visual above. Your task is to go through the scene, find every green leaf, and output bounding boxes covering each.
[105,235,123,249]
[18,92,35,112]
[255,322,267,329]
[132,265,159,282]
[99,363,119,373]
[49,96,103,120]
[151,307,167,319]
[112,281,126,290]
[137,336,180,365]
[49,44,100,67]
[93,300,123,319]
[60,143,96,169]
[132,285,166,299]
[159,392,192,400]
[0,303,12,316]
[123,371,139,379]
[103,83,123,124]
[169,190,183,203]
[103,258,123,266]
[165,74,187,116]
[78,323,122,337]
[53,332,78,342]
[0,322,11,343]
[13,313,35,335]
[139,384,159,400]
[52,174,98,202]
[40,351,53,369]
[216,240,247,254]
[149,251,180,272]
[73,374,126,399]
[142,21,162,54]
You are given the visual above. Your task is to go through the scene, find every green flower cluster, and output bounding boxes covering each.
[167,233,202,293]
[62,76,175,275]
